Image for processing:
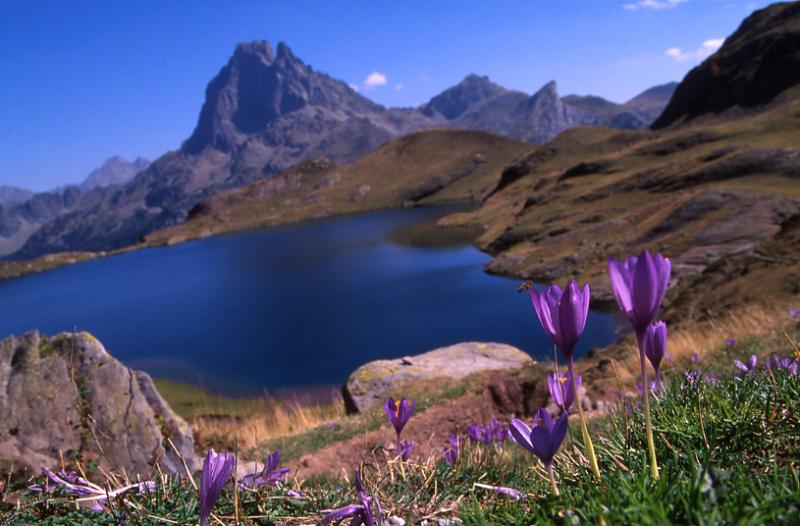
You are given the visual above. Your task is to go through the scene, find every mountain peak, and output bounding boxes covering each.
[80,156,150,192]
[276,42,296,60]
[652,2,800,129]
[422,74,508,120]
[536,80,559,97]
[233,40,274,64]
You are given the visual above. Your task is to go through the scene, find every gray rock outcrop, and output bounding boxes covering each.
[0,330,199,476]
[343,342,534,413]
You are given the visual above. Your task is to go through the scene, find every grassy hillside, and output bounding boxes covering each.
[439,84,800,322]
[144,129,532,246]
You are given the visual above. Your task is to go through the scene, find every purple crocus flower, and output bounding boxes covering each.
[30,469,154,512]
[321,469,380,526]
[726,338,736,348]
[608,250,671,336]
[488,418,509,443]
[734,355,758,374]
[643,321,667,389]
[199,449,234,526]
[509,409,568,468]
[530,280,590,358]
[443,435,460,465]
[474,483,525,500]
[384,398,415,437]
[467,424,483,442]
[510,408,568,494]
[529,279,599,479]
[790,308,799,318]
[467,419,509,444]
[399,440,415,461]
[239,449,290,489]
[547,371,581,411]
[608,250,671,481]
[770,356,799,376]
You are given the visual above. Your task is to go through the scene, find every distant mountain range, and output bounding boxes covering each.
[80,156,150,192]
[4,39,675,259]
[0,156,149,257]
[0,186,34,207]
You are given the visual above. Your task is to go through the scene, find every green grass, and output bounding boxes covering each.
[4,351,798,525]
[152,379,267,419]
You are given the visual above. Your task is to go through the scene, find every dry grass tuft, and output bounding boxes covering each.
[192,394,346,453]
[612,303,793,385]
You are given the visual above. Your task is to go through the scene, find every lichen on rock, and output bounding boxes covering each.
[0,330,199,477]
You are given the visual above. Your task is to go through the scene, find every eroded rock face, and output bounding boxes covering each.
[0,331,199,476]
[342,342,534,413]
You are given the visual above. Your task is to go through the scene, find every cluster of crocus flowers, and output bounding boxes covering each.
[384,397,415,461]
[547,371,580,412]
[321,468,381,526]
[769,355,799,376]
[467,418,509,444]
[28,469,154,512]
[608,250,671,480]
[239,449,290,489]
[510,408,568,495]
[734,355,758,374]
[529,280,600,480]
[443,434,460,465]
[199,448,235,526]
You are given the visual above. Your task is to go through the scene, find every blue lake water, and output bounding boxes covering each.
[0,207,620,396]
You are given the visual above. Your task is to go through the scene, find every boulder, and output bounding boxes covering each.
[0,330,200,476]
[342,342,534,413]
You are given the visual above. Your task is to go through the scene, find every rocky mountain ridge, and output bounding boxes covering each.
[0,156,148,258]
[7,39,675,259]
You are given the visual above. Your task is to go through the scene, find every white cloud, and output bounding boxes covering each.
[665,38,725,61]
[394,83,404,91]
[363,71,387,89]
[624,0,687,10]
[348,83,360,92]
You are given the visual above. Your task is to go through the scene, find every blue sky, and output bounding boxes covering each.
[0,0,771,191]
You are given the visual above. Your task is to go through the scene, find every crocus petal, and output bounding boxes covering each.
[531,287,558,345]
[631,251,659,332]
[534,407,554,431]
[550,413,569,459]
[580,282,591,335]
[509,418,535,454]
[733,359,748,371]
[747,355,757,370]
[557,281,583,354]
[321,504,365,525]
[608,256,634,315]
[474,483,525,500]
[264,450,281,473]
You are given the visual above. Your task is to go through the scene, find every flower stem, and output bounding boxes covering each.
[638,336,659,480]
[567,356,601,481]
[547,462,560,496]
